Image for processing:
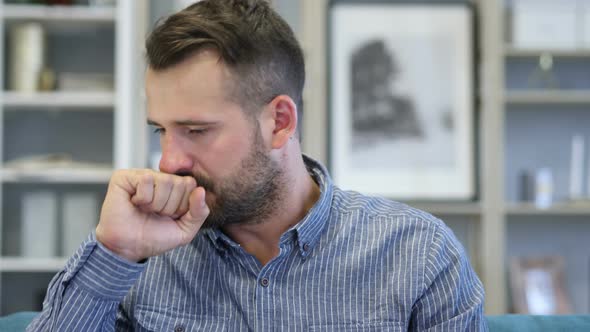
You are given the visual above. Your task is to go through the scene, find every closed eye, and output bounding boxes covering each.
[188,128,209,135]
[153,127,164,134]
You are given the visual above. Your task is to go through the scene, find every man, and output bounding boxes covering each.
[28,0,487,331]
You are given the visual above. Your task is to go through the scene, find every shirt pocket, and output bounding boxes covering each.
[135,306,229,332]
[308,321,405,332]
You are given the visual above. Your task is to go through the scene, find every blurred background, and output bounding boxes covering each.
[0,0,589,317]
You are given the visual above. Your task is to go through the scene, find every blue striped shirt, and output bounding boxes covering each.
[28,156,487,331]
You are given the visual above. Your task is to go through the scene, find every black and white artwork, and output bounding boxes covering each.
[330,4,474,199]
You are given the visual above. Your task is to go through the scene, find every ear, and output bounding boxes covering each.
[264,95,298,149]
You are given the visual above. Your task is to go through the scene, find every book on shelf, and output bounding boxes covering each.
[21,191,58,258]
[62,192,98,256]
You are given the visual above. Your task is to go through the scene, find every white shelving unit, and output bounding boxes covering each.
[504,47,590,58]
[3,3,115,23]
[506,203,590,216]
[0,257,67,273]
[2,91,115,110]
[0,0,148,314]
[505,90,590,105]
[0,168,112,184]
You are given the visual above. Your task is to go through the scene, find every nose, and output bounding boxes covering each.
[158,134,194,175]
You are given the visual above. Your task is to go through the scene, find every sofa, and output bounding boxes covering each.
[2,312,590,331]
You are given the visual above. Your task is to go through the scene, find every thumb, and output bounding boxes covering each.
[178,187,209,229]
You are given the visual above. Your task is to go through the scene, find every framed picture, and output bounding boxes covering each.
[328,2,475,200]
[509,256,572,314]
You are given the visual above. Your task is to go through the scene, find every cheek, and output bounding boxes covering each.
[207,135,251,171]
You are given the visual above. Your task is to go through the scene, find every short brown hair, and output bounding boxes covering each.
[146,0,305,129]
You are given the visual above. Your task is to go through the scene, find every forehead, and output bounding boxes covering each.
[146,49,232,102]
[145,50,244,122]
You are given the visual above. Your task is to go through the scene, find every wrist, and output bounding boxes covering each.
[95,230,145,263]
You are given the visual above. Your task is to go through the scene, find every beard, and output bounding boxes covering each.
[192,125,285,229]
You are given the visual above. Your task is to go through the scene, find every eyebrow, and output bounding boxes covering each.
[147,119,218,127]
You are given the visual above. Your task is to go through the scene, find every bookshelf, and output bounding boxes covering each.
[2,91,115,109]
[0,0,147,314]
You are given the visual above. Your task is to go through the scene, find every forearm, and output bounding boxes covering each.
[27,233,145,332]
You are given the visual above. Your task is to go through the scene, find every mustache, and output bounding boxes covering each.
[175,171,215,192]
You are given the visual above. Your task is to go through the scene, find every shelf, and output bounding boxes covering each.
[0,257,67,272]
[0,167,112,183]
[2,4,116,24]
[505,90,590,105]
[504,46,590,58]
[403,201,481,216]
[506,202,590,216]
[2,91,115,110]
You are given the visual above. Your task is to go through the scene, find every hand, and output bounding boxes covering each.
[95,169,209,262]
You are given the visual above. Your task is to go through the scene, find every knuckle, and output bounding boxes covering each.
[157,176,174,189]
[112,169,126,181]
[184,176,196,187]
[173,176,185,189]
[140,173,153,186]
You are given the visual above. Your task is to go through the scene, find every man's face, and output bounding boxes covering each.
[146,50,284,228]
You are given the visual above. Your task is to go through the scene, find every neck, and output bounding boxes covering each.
[222,154,320,266]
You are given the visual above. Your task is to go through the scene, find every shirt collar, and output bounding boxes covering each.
[202,154,333,258]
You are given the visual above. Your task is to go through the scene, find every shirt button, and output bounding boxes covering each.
[260,277,270,287]
[303,243,310,251]
[174,325,185,332]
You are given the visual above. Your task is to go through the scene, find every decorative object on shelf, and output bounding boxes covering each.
[20,191,58,258]
[534,168,553,209]
[512,0,578,50]
[57,72,114,91]
[518,169,535,202]
[527,53,559,90]
[62,192,97,256]
[39,68,57,91]
[8,22,46,92]
[569,134,585,200]
[328,2,474,199]
[509,256,572,315]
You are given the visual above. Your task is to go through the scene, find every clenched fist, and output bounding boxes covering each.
[96,169,210,262]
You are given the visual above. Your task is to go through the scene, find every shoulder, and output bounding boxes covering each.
[331,186,441,225]
[327,186,453,246]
